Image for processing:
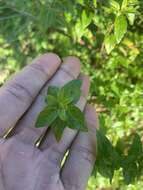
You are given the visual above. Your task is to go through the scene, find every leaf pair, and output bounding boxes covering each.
[105,14,127,54]
[93,129,120,182]
[105,0,138,54]
[121,134,143,184]
[35,79,87,141]
[94,130,143,184]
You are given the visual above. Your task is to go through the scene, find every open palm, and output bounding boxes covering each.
[0,53,98,190]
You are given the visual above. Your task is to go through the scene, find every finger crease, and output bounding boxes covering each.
[61,67,76,79]
[8,82,34,101]
[29,64,50,79]
[6,88,22,101]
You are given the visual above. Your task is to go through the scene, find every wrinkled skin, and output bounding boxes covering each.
[0,53,98,190]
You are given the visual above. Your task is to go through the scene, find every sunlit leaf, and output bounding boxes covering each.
[114,14,127,43]
[104,34,116,54]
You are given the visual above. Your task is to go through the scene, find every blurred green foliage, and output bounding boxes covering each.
[0,0,143,189]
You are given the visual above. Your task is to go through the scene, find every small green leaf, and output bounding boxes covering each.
[123,162,137,184]
[126,13,135,25]
[128,133,142,160]
[95,129,120,182]
[35,107,58,128]
[93,0,97,7]
[60,79,82,104]
[58,89,73,106]
[58,109,67,121]
[47,86,59,96]
[115,138,125,155]
[45,95,58,107]
[96,129,120,169]
[121,0,128,10]
[66,105,87,131]
[77,0,84,5]
[114,14,127,43]
[96,158,114,182]
[110,0,120,11]
[124,7,137,14]
[81,10,92,28]
[138,154,143,177]
[52,118,66,141]
[104,34,116,54]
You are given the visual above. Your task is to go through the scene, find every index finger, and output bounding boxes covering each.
[0,53,61,135]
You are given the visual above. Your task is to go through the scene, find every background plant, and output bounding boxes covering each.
[0,0,143,189]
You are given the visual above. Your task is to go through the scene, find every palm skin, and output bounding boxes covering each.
[0,135,68,190]
[0,53,98,190]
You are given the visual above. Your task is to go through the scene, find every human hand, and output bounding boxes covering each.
[0,53,98,190]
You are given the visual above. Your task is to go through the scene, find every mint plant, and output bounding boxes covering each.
[1,0,143,188]
[94,130,143,184]
[35,79,143,184]
[35,79,87,141]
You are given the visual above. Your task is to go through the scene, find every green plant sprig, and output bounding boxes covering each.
[35,79,143,185]
[94,129,143,185]
[35,79,87,141]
